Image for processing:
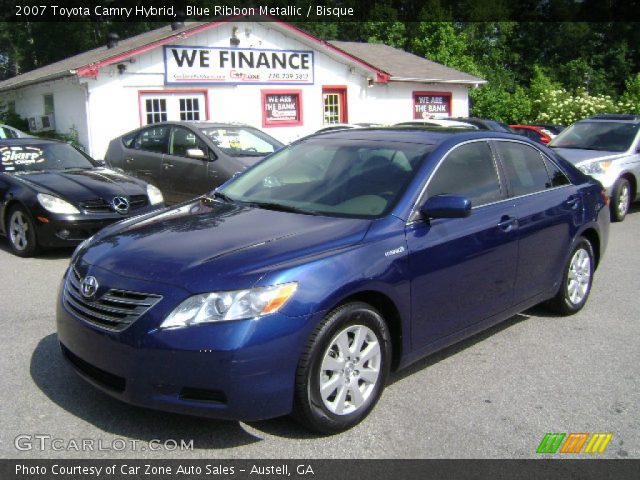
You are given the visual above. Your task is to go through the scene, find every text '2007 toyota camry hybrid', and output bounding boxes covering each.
[57,128,609,434]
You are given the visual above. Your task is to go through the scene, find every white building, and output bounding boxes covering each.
[0,20,485,158]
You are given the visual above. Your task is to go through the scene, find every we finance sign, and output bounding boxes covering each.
[164,46,315,85]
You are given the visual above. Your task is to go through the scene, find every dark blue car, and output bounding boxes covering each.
[56,128,609,433]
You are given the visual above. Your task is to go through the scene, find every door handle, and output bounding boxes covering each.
[565,196,580,208]
[125,157,134,164]
[497,215,518,232]
[162,163,174,170]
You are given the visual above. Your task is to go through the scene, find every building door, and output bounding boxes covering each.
[322,87,347,125]
[140,91,207,125]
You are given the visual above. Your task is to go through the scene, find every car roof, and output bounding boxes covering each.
[582,114,640,123]
[0,137,63,145]
[146,121,256,129]
[303,126,526,146]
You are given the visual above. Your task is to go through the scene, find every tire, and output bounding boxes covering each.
[610,177,631,222]
[6,206,39,257]
[547,237,595,316]
[292,302,391,434]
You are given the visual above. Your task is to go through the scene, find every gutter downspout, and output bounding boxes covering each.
[82,81,95,158]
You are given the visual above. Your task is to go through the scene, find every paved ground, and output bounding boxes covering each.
[0,208,638,459]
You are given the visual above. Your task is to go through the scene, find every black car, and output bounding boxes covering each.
[0,138,164,256]
[105,122,284,204]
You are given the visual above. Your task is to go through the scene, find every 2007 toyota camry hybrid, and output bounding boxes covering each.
[57,128,609,434]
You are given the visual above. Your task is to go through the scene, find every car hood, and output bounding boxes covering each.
[16,168,146,202]
[551,148,628,165]
[77,199,371,292]
[230,155,264,169]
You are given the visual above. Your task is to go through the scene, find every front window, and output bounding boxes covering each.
[550,121,640,152]
[220,139,432,218]
[0,143,95,173]
[200,127,283,157]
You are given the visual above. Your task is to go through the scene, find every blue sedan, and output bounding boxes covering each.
[56,128,609,433]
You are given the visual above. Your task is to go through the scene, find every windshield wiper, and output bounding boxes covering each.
[207,191,235,203]
[247,201,320,215]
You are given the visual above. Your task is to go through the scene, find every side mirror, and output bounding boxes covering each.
[186,148,206,159]
[421,194,472,219]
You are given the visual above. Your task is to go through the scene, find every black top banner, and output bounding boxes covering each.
[0,0,639,22]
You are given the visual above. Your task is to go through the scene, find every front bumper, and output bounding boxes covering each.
[56,267,320,421]
[35,206,161,247]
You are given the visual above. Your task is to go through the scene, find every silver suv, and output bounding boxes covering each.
[550,114,640,222]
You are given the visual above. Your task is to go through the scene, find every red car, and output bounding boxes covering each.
[510,124,554,144]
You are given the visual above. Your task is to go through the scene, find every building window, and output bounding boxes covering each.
[261,90,303,127]
[43,94,54,115]
[413,91,452,119]
[179,98,200,121]
[145,98,168,124]
[322,87,347,125]
[139,91,207,126]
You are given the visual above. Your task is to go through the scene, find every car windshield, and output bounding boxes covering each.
[550,121,640,152]
[199,126,284,157]
[219,138,433,218]
[0,143,95,173]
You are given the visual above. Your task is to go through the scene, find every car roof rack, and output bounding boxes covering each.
[587,114,640,121]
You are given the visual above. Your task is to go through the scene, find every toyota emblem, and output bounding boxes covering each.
[112,196,130,214]
[80,276,99,299]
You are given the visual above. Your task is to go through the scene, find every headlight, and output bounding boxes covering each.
[160,282,298,329]
[578,161,612,175]
[146,184,164,205]
[37,193,80,214]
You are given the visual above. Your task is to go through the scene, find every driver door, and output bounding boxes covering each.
[406,141,519,348]
[161,126,217,204]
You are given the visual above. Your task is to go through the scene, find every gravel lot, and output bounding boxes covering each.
[1,208,638,459]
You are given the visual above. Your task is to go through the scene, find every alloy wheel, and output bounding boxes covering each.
[617,183,630,218]
[9,210,29,251]
[567,247,592,305]
[319,324,382,415]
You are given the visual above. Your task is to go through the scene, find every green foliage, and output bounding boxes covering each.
[470,85,532,124]
[35,126,84,151]
[619,74,640,113]
[0,106,29,131]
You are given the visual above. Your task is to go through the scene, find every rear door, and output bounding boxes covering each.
[122,125,169,188]
[492,140,579,305]
[161,126,217,204]
[406,140,519,347]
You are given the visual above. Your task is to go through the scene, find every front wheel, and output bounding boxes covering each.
[6,206,39,257]
[293,302,391,434]
[610,177,631,222]
[547,237,594,315]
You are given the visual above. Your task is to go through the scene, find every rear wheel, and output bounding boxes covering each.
[6,206,39,257]
[547,237,594,315]
[292,302,391,434]
[610,177,631,222]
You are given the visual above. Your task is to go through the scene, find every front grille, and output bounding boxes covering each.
[80,195,149,213]
[63,268,162,332]
[61,344,126,392]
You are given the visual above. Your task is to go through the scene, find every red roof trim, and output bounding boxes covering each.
[76,21,230,77]
[76,18,391,83]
